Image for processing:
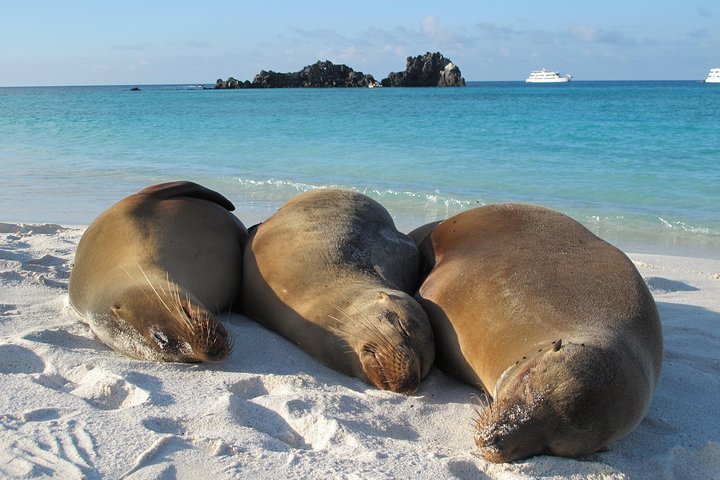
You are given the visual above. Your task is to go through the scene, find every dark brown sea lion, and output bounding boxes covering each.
[241,188,435,394]
[411,203,662,462]
[68,181,248,362]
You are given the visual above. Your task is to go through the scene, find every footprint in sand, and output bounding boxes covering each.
[67,367,151,410]
[228,377,269,400]
[447,460,486,480]
[22,408,64,422]
[225,392,310,450]
[0,344,45,375]
[32,364,150,411]
[0,416,98,479]
[23,327,105,353]
[0,303,20,316]
[0,223,66,235]
[645,277,700,294]
[0,270,26,286]
[143,417,186,435]
[227,376,351,451]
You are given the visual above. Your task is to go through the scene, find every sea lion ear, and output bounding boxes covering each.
[139,181,235,211]
[378,291,390,301]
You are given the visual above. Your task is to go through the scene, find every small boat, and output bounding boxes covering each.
[705,68,720,83]
[526,68,572,83]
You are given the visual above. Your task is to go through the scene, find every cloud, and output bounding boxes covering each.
[570,26,638,46]
[287,27,353,46]
[421,15,458,43]
[110,42,154,51]
[687,29,710,39]
[697,7,714,18]
[472,22,520,40]
[184,40,210,49]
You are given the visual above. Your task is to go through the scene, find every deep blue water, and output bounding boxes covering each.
[1,81,718,257]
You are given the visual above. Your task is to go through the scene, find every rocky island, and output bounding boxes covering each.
[381,52,465,87]
[215,52,465,89]
[215,60,377,89]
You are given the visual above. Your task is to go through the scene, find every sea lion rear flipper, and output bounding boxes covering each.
[140,181,235,211]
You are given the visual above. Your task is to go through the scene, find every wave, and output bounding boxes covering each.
[658,217,716,235]
[230,177,476,213]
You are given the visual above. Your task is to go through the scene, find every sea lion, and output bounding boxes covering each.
[68,181,248,362]
[241,188,435,394]
[411,204,662,462]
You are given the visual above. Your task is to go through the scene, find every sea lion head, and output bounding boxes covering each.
[475,340,646,463]
[92,282,232,363]
[341,289,435,394]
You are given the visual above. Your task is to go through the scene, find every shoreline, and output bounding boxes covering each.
[3,208,719,262]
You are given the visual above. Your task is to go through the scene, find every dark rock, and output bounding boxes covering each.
[381,52,465,87]
[130,87,141,91]
[215,61,378,89]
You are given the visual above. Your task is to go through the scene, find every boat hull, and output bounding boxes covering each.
[525,77,572,83]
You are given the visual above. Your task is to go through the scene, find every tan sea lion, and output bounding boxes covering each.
[412,204,663,462]
[68,181,248,362]
[241,188,435,394]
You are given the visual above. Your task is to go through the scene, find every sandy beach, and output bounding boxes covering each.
[1,221,719,479]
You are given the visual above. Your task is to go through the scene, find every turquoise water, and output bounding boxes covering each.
[1,82,718,258]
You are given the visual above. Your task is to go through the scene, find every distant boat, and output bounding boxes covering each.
[526,68,572,83]
[705,68,720,83]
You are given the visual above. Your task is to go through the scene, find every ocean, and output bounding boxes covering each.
[1,81,718,258]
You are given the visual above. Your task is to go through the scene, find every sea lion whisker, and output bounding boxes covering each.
[222,301,233,333]
[157,271,170,297]
[120,265,156,303]
[337,304,399,358]
[329,314,391,350]
[328,301,356,323]
[355,312,397,351]
[134,261,176,318]
[472,392,491,412]
[328,319,361,342]
[179,294,195,336]
[225,335,234,356]
[195,302,209,345]
[328,313,355,329]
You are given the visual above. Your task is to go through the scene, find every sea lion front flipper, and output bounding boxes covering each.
[139,181,235,211]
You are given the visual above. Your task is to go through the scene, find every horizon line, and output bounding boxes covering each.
[0,79,712,88]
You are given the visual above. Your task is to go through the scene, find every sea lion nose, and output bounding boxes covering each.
[391,368,421,395]
[361,343,421,394]
[206,342,228,361]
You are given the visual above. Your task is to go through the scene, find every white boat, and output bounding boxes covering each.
[525,68,572,83]
[705,68,720,83]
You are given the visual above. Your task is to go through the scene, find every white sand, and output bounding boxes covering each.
[1,221,719,479]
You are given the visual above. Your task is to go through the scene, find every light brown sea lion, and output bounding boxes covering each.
[411,204,663,462]
[68,181,248,362]
[241,188,434,394]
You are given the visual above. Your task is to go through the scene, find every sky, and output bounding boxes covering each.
[1,0,718,86]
